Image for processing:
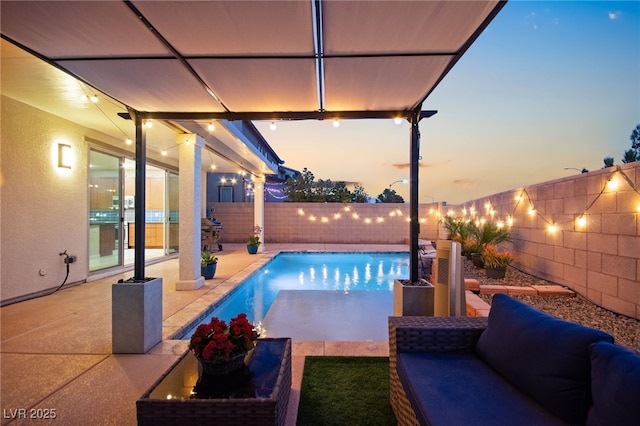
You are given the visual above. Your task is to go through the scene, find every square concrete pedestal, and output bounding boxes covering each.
[394,279,434,316]
[112,277,163,354]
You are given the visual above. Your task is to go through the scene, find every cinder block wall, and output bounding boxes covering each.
[460,163,639,319]
[208,162,639,319]
[208,202,444,244]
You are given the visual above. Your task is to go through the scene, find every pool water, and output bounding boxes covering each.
[179,252,408,339]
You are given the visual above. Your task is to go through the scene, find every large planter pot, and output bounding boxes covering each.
[112,277,163,354]
[246,244,259,254]
[201,263,217,279]
[485,267,507,279]
[393,279,434,316]
[471,253,484,269]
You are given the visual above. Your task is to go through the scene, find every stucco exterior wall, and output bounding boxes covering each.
[1,97,91,300]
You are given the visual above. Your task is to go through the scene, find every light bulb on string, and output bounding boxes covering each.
[270,121,277,131]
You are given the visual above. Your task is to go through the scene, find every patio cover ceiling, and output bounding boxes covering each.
[1,0,505,120]
[1,0,506,282]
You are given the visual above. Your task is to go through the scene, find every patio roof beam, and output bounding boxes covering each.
[119,110,438,122]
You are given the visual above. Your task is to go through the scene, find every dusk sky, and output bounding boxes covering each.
[254,1,640,204]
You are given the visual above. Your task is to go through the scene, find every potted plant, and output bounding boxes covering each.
[188,313,259,376]
[201,251,218,279]
[481,244,514,279]
[246,225,262,254]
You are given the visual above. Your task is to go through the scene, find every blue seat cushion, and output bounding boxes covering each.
[396,352,567,426]
[586,341,640,426]
[475,294,614,424]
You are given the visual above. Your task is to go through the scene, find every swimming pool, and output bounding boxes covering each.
[178,252,408,339]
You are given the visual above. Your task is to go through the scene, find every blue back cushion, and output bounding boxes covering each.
[586,341,640,426]
[476,294,614,424]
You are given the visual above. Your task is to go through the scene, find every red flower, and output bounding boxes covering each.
[189,313,259,362]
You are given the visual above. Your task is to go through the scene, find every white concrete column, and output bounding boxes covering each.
[175,133,205,290]
[254,175,265,252]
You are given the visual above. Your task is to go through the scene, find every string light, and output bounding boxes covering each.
[270,168,637,235]
[125,138,132,145]
[144,120,153,128]
[332,118,340,128]
[607,178,619,190]
[394,117,403,125]
[270,121,277,131]
[207,123,215,132]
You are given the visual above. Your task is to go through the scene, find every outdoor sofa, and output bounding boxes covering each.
[389,294,640,426]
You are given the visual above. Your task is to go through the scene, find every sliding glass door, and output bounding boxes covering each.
[89,150,122,271]
[167,171,179,255]
[89,152,179,273]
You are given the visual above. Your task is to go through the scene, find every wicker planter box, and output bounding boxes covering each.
[137,338,291,426]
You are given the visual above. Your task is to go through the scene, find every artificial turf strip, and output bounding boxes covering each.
[296,356,397,426]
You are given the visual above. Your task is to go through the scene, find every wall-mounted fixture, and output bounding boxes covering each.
[58,143,72,168]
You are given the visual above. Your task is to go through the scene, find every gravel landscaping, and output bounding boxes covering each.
[463,261,640,353]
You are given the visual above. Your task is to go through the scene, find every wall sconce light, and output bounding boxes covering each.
[58,143,72,168]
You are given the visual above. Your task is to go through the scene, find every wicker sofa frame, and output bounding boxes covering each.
[388,316,489,426]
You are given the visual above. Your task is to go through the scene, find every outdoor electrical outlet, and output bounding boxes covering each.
[64,255,77,264]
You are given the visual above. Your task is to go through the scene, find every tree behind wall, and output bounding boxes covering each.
[603,124,640,167]
[377,188,405,203]
[282,167,368,203]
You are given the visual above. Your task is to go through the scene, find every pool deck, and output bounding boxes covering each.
[0,243,405,426]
